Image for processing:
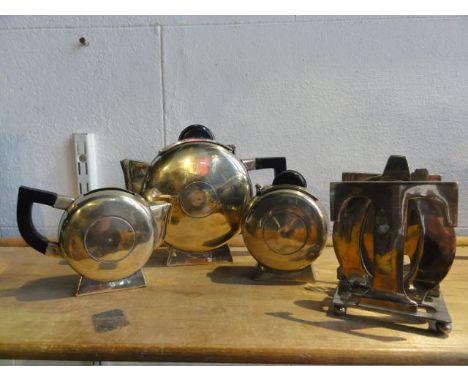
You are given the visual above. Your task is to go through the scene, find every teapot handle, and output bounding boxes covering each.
[17,186,72,256]
[241,157,287,178]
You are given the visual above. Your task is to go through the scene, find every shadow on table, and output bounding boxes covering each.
[266,293,447,342]
[145,249,170,267]
[0,275,78,301]
[455,255,468,260]
[206,265,307,286]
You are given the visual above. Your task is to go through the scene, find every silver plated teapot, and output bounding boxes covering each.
[121,124,287,265]
[17,186,172,295]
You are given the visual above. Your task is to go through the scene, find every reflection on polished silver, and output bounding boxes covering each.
[121,127,256,267]
[57,189,171,284]
[242,170,328,282]
[241,158,256,172]
[121,159,150,195]
[330,155,458,335]
[76,269,146,296]
[45,242,61,258]
[263,211,308,255]
[121,125,287,266]
[179,181,219,218]
[84,216,136,263]
[53,195,75,210]
[17,186,172,296]
[140,139,252,253]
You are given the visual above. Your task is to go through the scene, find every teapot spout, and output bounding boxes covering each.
[120,159,149,194]
[149,201,173,248]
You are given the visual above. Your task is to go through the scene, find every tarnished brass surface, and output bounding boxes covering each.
[139,139,253,253]
[330,156,458,334]
[242,185,327,272]
[121,159,149,194]
[58,190,171,282]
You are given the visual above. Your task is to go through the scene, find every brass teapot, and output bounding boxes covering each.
[242,170,328,282]
[17,186,172,295]
[121,124,286,264]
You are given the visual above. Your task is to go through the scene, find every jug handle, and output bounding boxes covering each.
[17,186,73,256]
[241,157,287,178]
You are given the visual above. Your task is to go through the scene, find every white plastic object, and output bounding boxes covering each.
[72,133,98,195]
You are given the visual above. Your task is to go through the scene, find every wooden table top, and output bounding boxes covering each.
[0,246,467,365]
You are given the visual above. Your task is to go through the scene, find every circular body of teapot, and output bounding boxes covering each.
[57,189,158,281]
[242,184,328,271]
[141,139,253,253]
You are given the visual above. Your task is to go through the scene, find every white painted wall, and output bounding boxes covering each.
[1,15,467,237]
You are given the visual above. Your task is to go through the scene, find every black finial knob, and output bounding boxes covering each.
[272,170,307,188]
[382,155,410,181]
[178,125,215,140]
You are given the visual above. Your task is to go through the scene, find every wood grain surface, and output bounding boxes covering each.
[0,246,467,364]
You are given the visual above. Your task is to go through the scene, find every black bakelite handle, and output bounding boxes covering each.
[178,124,215,140]
[272,170,307,188]
[254,157,287,178]
[17,186,58,254]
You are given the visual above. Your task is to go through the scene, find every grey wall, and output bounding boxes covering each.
[1,15,467,236]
